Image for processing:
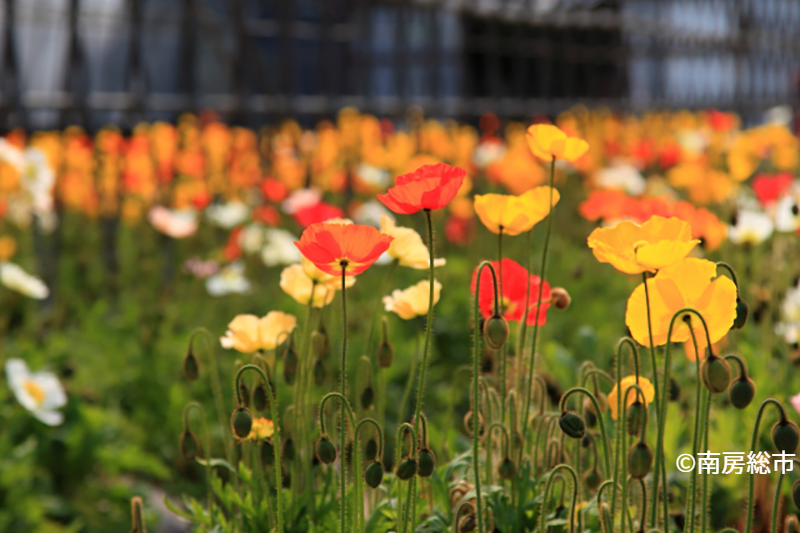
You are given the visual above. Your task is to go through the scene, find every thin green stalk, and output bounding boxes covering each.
[183,402,213,525]
[612,337,637,522]
[700,385,712,533]
[641,272,663,530]
[620,384,648,533]
[412,209,436,441]
[514,229,534,408]
[497,227,506,425]
[539,464,579,533]
[521,156,556,463]
[745,399,789,533]
[235,364,283,533]
[339,266,349,533]
[472,261,500,533]
[687,324,704,533]
[295,282,317,521]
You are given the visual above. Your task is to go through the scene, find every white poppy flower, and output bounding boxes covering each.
[239,224,266,255]
[728,210,773,245]
[0,138,26,172]
[776,322,800,346]
[352,200,392,228]
[206,261,252,296]
[281,188,321,215]
[774,195,800,233]
[148,206,198,239]
[0,262,48,299]
[594,163,646,195]
[206,201,250,229]
[6,358,67,426]
[355,163,390,190]
[261,229,302,267]
[472,140,506,169]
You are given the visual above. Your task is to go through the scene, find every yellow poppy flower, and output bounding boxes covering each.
[246,417,275,441]
[280,263,355,308]
[587,216,700,274]
[380,215,445,270]
[220,311,297,353]
[383,279,442,320]
[473,187,560,236]
[0,236,16,262]
[526,124,589,162]
[625,258,737,349]
[608,376,655,420]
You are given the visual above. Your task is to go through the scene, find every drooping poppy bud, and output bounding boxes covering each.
[283,346,299,385]
[417,448,436,478]
[313,324,330,358]
[701,354,730,394]
[231,407,253,439]
[458,514,477,533]
[733,296,749,329]
[773,420,800,453]
[668,377,681,402]
[365,438,378,461]
[365,461,384,488]
[497,456,516,480]
[180,429,199,461]
[396,457,418,480]
[282,437,295,462]
[628,441,653,479]
[551,287,571,310]
[182,350,199,381]
[483,314,509,350]
[281,461,291,488]
[583,467,602,491]
[316,435,337,464]
[377,317,394,368]
[583,397,598,428]
[559,410,585,439]
[261,440,275,466]
[360,386,375,410]
[463,411,484,437]
[625,401,647,437]
[313,358,326,386]
[252,382,269,412]
[729,376,755,409]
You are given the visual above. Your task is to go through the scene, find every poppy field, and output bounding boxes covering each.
[3,107,800,533]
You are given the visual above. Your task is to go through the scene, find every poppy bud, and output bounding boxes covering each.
[581,433,593,448]
[378,317,394,368]
[701,355,730,394]
[498,456,516,480]
[365,438,378,461]
[668,377,681,402]
[628,442,653,479]
[463,411,484,437]
[583,398,598,428]
[417,448,436,478]
[283,347,298,385]
[360,386,375,410]
[261,440,275,466]
[733,297,749,329]
[559,410,586,439]
[282,437,295,462]
[316,435,337,464]
[313,358,326,386]
[231,407,253,439]
[483,314,509,350]
[792,479,800,509]
[480,352,494,374]
[551,287,571,310]
[281,461,291,488]
[625,401,647,437]
[130,496,147,533]
[583,467,602,491]
[180,429,199,461]
[252,382,269,412]
[182,351,199,381]
[729,376,755,409]
[458,514,477,533]
[312,328,329,359]
[365,461,384,489]
[396,457,417,480]
[773,420,800,454]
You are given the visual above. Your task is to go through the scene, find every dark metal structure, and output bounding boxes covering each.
[2,0,799,130]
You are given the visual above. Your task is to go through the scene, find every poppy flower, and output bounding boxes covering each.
[444,215,474,247]
[294,222,393,276]
[471,258,551,326]
[608,376,655,420]
[473,186,560,236]
[587,215,699,274]
[380,215,445,269]
[294,201,344,228]
[377,163,466,214]
[578,189,637,223]
[383,279,442,320]
[280,263,354,308]
[727,210,773,246]
[671,202,727,251]
[526,124,589,162]
[625,258,737,349]
[220,311,297,353]
[753,172,793,206]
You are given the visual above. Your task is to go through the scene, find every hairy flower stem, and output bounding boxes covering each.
[642,272,664,530]
[521,155,556,464]
[235,364,283,533]
[338,266,349,533]
[295,283,317,521]
[514,230,534,412]
[687,324,704,533]
[183,402,213,525]
[745,399,789,533]
[472,261,500,533]
[412,209,436,438]
[620,384,648,533]
[611,337,637,522]
[539,464,578,533]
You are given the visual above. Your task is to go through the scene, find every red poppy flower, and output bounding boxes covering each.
[578,190,636,223]
[444,215,475,247]
[471,258,551,326]
[224,226,244,262]
[753,172,793,206]
[260,177,288,203]
[294,222,394,276]
[294,201,344,227]
[253,205,280,226]
[377,163,466,214]
[191,191,212,210]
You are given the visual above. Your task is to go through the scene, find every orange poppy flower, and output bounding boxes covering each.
[294,222,393,276]
[377,163,466,214]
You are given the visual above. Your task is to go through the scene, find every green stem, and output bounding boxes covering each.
[472,261,500,533]
[412,209,436,439]
[620,384,648,533]
[296,282,317,521]
[745,399,789,533]
[642,272,663,530]
[498,227,506,425]
[612,337,637,523]
[183,402,213,525]
[539,464,579,533]
[234,364,283,533]
[514,229,535,410]
[521,155,556,463]
[687,324,704,533]
[339,266,348,533]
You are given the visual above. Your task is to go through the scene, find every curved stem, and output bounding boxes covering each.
[715,261,740,296]
[234,364,283,533]
[183,402,213,525]
[488,422,511,457]
[581,368,615,388]
[559,387,611,477]
[724,353,748,379]
[746,399,789,533]
[471,261,500,533]
[521,156,556,462]
[540,464,579,533]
